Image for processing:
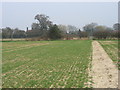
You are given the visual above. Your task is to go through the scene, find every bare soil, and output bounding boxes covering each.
[91,41,118,88]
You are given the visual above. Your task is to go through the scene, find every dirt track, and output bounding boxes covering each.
[91,41,118,88]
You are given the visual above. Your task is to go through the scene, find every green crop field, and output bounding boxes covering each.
[99,40,119,69]
[2,40,92,88]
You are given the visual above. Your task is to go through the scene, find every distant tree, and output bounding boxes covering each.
[58,25,79,39]
[2,27,13,39]
[2,27,26,39]
[93,25,111,39]
[30,14,53,38]
[105,27,113,38]
[30,23,43,37]
[83,23,97,37]
[32,23,41,30]
[57,24,68,38]
[79,31,88,38]
[26,29,42,38]
[113,23,120,30]
[13,28,26,38]
[48,24,62,40]
[93,30,109,39]
[67,25,78,33]
[78,29,88,38]
[110,30,118,38]
[94,25,106,31]
[58,24,67,34]
[34,14,52,30]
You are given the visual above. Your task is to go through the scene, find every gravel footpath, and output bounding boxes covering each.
[91,41,118,88]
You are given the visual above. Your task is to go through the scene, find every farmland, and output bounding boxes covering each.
[2,40,92,88]
[99,40,119,69]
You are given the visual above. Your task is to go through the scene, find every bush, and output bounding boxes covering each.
[48,24,62,40]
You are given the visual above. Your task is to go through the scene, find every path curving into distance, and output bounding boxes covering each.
[91,41,118,88]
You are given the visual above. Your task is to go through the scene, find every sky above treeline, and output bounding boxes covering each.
[2,2,118,30]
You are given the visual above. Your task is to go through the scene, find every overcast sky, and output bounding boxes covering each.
[2,2,118,30]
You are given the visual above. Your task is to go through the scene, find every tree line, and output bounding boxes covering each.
[80,23,120,39]
[1,14,120,40]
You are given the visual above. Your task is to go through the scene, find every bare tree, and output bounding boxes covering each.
[83,23,97,37]
[58,24,67,34]
[67,25,78,32]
